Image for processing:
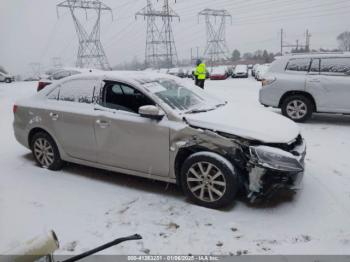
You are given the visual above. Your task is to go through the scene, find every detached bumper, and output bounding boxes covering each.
[247,138,306,201]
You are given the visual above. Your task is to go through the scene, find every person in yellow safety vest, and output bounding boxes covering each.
[194,59,207,89]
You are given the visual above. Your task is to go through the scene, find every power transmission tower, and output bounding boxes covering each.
[29,63,42,78]
[136,0,179,69]
[57,0,112,70]
[198,9,232,64]
[136,0,161,68]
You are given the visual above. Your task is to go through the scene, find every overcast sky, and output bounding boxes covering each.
[1,0,350,75]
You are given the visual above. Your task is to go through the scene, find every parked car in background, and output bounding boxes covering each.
[24,76,41,82]
[13,71,306,208]
[248,64,253,70]
[252,64,260,77]
[255,64,270,81]
[210,66,228,80]
[158,68,169,74]
[167,68,185,78]
[233,65,249,78]
[259,53,350,122]
[0,71,15,83]
[37,68,95,92]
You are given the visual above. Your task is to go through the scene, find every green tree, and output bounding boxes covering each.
[262,50,269,63]
[337,31,350,51]
[232,49,241,61]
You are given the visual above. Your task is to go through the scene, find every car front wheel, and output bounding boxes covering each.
[181,152,239,209]
[5,78,12,83]
[30,132,64,170]
[281,95,313,122]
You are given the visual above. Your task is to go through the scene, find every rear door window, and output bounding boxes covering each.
[286,58,311,72]
[58,79,96,104]
[52,70,71,80]
[309,59,320,73]
[320,58,350,76]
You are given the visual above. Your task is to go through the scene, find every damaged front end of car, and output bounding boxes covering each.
[246,135,306,202]
[170,123,306,203]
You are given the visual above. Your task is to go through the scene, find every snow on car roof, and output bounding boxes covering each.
[281,52,350,60]
[82,70,179,84]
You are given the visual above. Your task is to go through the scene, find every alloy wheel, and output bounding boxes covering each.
[33,138,55,168]
[186,162,227,203]
[286,100,307,120]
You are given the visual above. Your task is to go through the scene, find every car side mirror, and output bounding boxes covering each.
[139,105,165,120]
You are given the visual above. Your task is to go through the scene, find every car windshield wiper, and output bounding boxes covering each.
[185,107,216,114]
[185,102,227,114]
[216,101,228,108]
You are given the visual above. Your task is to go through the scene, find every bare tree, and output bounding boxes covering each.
[337,31,350,51]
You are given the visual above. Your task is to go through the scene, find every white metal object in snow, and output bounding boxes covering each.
[3,230,59,262]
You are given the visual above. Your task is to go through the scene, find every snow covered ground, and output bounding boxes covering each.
[1,78,350,255]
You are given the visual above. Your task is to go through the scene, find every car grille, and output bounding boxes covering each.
[267,135,303,153]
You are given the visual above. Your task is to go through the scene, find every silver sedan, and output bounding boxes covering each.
[13,71,306,208]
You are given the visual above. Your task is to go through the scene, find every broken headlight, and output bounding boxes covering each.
[249,146,304,172]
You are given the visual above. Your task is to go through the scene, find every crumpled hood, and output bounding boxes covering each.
[185,103,300,144]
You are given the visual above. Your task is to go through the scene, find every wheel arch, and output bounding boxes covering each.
[174,146,242,189]
[279,91,317,111]
[28,127,61,153]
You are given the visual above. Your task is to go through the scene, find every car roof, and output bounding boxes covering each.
[67,70,179,85]
[281,52,350,60]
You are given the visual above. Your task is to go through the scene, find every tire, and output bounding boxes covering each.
[281,94,313,122]
[5,78,11,83]
[30,131,64,171]
[180,152,239,209]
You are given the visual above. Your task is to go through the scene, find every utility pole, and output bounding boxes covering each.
[305,29,312,52]
[280,28,284,55]
[136,0,179,69]
[280,29,311,54]
[198,9,232,64]
[57,0,113,70]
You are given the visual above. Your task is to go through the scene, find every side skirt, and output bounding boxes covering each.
[62,156,177,184]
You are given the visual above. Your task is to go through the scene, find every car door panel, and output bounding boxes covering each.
[46,101,97,162]
[94,109,170,177]
[43,78,100,162]
[318,75,350,112]
[306,58,350,113]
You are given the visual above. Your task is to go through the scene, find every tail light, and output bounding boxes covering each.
[37,81,51,92]
[13,105,18,114]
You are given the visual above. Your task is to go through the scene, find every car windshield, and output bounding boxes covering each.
[142,78,225,114]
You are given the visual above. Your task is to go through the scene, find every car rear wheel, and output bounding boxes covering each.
[281,95,313,122]
[180,152,239,209]
[30,132,64,171]
[5,78,11,83]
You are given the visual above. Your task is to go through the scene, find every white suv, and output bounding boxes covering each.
[0,71,14,83]
[259,53,350,122]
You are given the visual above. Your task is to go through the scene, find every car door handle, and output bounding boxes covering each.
[96,119,111,128]
[49,112,59,121]
[309,78,320,83]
